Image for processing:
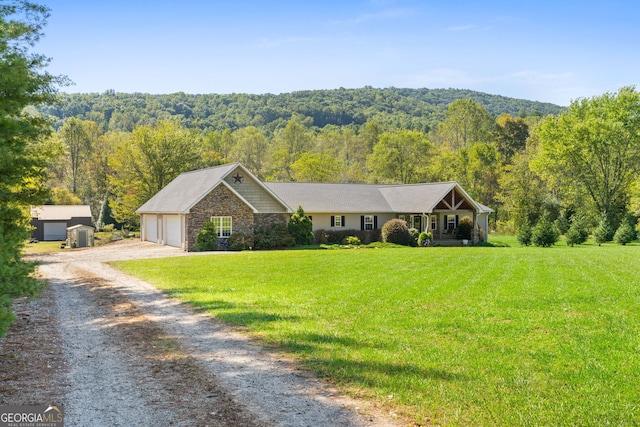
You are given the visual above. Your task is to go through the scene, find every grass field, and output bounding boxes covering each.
[112,238,640,426]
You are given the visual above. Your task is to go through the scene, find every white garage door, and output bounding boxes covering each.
[43,222,68,241]
[145,215,158,243]
[165,215,182,248]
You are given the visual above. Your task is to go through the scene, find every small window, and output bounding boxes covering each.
[447,215,456,230]
[364,215,374,231]
[431,215,438,230]
[331,215,344,227]
[210,216,232,238]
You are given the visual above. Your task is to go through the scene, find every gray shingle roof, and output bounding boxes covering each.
[137,163,494,215]
[137,163,239,214]
[265,181,493,213]
[264,182,393,213]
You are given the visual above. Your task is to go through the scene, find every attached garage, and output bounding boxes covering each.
[144,214,158,243]
[165,215,182,248]
[43,222,68,241]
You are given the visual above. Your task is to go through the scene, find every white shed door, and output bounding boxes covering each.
[43,222,67,240]
[145,215,158,243]
[165,215,181,248]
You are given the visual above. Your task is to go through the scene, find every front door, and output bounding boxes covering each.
[78,230,87,247]
[412,215,422,231]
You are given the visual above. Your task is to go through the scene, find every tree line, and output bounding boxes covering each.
[47,86,640,245]
[37,88,562,136]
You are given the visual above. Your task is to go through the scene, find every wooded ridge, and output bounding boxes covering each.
[39,87,563,134]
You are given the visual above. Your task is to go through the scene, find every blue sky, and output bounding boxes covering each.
[37,0,640,106]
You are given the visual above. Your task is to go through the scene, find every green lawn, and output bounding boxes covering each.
[112,240,640,426]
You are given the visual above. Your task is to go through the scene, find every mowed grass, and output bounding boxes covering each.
[112,240,640,426]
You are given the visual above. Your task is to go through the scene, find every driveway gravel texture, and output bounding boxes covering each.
[1,240,404,427]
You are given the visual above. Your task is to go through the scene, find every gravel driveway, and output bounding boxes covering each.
[7,240,401,426]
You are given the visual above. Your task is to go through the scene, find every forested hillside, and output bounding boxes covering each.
[39,87,563,134]
[44,85,639,242]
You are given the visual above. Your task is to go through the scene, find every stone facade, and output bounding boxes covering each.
[254,213,289,231]
[186,185,255,251]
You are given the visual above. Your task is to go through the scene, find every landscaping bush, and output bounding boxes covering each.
[417,231,433,246]
[594,215,613,246]
[457,217,473,240]
[253,224,296,250]
[614,220,636,245]
[194,220,219,251]
[408,228,420,245]
[227,232,253,251]
[288,206,314,245]
[516,220,532,246]
[532,216,559,247]
[381,219,413,246]
[314,229,381,245]
[342,235,361,246]
[565,216,589,247]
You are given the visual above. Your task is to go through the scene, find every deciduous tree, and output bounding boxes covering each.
[366,130,431,184]
[533,87,640,227]
[108,121,203,227]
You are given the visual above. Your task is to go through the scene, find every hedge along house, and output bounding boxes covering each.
[136,163,292,251]
[138,162,493,251]
[30,205,93,241]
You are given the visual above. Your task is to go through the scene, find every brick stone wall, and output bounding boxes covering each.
[186,185,254,251]
[254,213,289,231]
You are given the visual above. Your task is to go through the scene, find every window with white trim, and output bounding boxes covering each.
[333,215,342,227]
[364,215,374,230]
[431,215,437,230]
[210,216,232,238]
[447,215,456,230]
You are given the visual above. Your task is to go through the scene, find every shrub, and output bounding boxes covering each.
[253,224,296,250]
[381,219,413,246]
[418,231,433,246]
[227,232,253,251]
[314,229,381,245]
[408,228,420,246]
[194,220,219,251]
[532,216,559,247]
[614,221,636,245]
[593,215,613,246]
[565,216,589,247]
[288,206,314,245]
[516,220,532,246]
[457,217,473,240]
[342,235,361,246]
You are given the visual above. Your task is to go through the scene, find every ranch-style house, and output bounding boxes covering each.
[136,162,493,251]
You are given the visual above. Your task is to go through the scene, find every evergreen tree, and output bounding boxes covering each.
[565,216,588,247]
[516,220,532,246]
[613,218,636,245]
[593,215,613,246]
[288,206,314,245]
[0,1,64,336]
[532,216,559,247]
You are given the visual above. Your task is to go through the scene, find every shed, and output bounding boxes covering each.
[30,205,92,241]
[66,224,94,248]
